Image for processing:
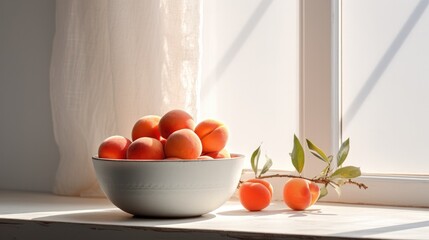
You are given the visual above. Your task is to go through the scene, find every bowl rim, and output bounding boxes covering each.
[92,153,245,163]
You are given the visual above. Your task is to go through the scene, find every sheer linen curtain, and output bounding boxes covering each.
[50,0,201,196]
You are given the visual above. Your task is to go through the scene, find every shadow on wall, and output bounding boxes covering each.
[201,0,274,97]
[343,0,429,128]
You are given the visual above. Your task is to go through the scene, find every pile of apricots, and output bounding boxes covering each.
[239,178,320,211]
[98,109,320,211]
[98,109,230,160]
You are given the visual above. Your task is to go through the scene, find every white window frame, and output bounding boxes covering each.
[241,0,429,207]
[301,0,429,207]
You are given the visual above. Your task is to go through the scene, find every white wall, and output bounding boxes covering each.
[0,0,58,192]
[200,0,299,170]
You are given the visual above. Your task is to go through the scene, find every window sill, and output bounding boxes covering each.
[1,190,428,240]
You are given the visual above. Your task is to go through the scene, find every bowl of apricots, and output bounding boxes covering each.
[92,109,244,218]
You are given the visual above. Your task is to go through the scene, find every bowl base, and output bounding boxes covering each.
[132,213,203,219]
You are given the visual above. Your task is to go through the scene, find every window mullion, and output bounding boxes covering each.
[300,0,335,177]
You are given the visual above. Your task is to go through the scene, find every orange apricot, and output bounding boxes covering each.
[98,135,131,159]
[239,179,272,211]
[309,182,320,206]
[126,137,165,160]
[159,109,195,139]
[195,119,229,153]
[283,178,312,211]
[203,148,231,159]
[131,115,161,141]
[160,137,167,147]
[164,129,202,159]
[246,178,273,198]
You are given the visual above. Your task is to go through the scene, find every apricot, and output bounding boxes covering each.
[239,179,272,211]
[203,149,231,159]
[283,178,320,211]
[126,137,165,160]
[195,119,229,153]
[246,178,273,197]
[160,137,167,147]
[164,129,202,159]
[309,182,320,206]
[159,109,195,139]
[98,135,131,159]
[131,115,161,141]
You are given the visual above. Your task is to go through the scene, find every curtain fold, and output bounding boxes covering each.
[50,0,201,196]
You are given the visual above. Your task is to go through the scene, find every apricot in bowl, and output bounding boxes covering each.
[92,154,244,218]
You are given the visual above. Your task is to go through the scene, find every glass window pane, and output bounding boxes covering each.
[342,0,429,174]
[200,0,299,170]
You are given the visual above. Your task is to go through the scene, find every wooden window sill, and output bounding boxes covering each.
[1,190,428,239]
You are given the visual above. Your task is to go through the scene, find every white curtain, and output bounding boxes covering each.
[50,0,201,196]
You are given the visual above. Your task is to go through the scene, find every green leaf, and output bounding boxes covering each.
[259,155,273,177]
[337,138,350,167]
[335,178,347,186]
[321,165,330,176]
[318,186,328,200]
[306,139,329,162]
[329,182,342,197]
[250,145,261,178]
[330,166,361,179]
[291,134,305,173]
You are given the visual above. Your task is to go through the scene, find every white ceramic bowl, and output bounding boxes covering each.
[92,154,244,218]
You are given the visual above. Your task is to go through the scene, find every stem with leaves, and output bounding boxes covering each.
[248,135,367,200]
[250,144,273,179]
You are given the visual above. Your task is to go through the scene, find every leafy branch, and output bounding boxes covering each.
[250,144,273,178]
[248,135,367,200]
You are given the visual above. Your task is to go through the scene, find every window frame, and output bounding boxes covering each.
[298,0,429,207]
